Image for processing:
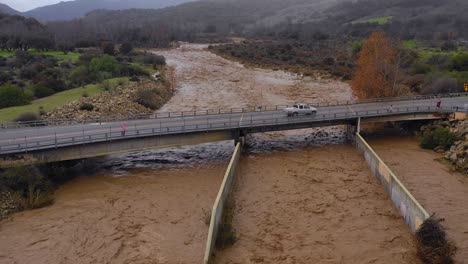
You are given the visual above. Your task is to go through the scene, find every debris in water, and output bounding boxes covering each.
[416,214,457,264]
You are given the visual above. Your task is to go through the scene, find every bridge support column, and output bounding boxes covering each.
[345,124,356,143]
[234,136,245,146]
[357,117,361,133]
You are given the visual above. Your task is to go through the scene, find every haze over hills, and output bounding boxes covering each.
[3,0,195,21]
[0,3,20,15]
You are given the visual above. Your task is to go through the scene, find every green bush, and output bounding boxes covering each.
[420,128,456,150]
[0,166,54,209]
[139,53,166,66]
[89,55,119,73]
[135,88,162,109]
[79,103,94,111]
[352,41,363,56]
[410,62,432,75]
[34,84,55,98]
[0,84,32,109]
[451,53,468,71]
[14,112,40,122]
[70,65,90,86]
[120,42,133,55]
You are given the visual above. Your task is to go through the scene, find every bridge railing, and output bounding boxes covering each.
[1,92,466,129]
[0,105,465,155]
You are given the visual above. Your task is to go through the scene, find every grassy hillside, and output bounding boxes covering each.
[0,50,81,62]
[0,78,127,122]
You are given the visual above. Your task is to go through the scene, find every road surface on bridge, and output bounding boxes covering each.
[0,96,467,155]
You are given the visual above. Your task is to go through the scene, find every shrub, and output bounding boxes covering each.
[0,84,32,109]
[139,53,166,66]
[0,166,54,209]
[135,88,162,109]
[100,80,112,91]
[426,55,450,70]
[420,128,456,150]
[89,55,119,79]
[80,103,94,111]
[120,42,133,55]
[20,66,38,79]
[451,53,468,71]
[416,214,457,264]
[120,64,150,77]
[70,65,90,86]
[14,112,40,122]
[421,76,460,94]
[34,84,55,98]
[102,42,115,56]
[352,41,363,56]
[410,62,432,75]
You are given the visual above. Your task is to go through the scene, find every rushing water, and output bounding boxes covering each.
[0,44,421,264]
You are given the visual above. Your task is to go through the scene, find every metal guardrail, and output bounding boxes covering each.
[1,93,466,129]
[0,105,464,155]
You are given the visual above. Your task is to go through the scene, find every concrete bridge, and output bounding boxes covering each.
[0,94,467,167]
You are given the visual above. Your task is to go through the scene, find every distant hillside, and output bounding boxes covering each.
[0,3,20,15]
[24,0,194,21]
[44,0,468,47]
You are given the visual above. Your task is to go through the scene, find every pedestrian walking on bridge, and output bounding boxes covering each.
[121,123,127,136]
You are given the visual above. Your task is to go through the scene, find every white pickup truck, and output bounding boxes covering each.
[284,103,317,117]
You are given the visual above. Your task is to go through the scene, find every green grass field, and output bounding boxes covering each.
[402,40,418,48]
[0,50,81,62]
[352,16,394,25]
[0,77,128,122]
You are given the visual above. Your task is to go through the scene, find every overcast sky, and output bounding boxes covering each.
[0,0,70,11]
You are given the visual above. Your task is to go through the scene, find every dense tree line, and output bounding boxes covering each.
[0,14,55,51]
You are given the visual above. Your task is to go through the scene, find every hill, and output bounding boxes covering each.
[0,3,20,15]
[47,0,468,46]
[24,0,194,21]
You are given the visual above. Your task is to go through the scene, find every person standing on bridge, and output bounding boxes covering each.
[436,98,442,109]
[121,123,127,137]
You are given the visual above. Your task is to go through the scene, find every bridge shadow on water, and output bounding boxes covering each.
[101,126,348,172]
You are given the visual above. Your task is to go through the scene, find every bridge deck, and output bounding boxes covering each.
[0,95,467,158]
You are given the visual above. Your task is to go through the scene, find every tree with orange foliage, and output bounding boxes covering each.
[351,32,401,99]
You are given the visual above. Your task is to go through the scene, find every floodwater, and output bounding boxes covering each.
[0,165,225,264]
[0,44,419,263]
[367,135,468,263]
[216,146,421,264]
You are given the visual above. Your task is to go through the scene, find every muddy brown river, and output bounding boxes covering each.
[0,44,421,263]
[368,135,468,263]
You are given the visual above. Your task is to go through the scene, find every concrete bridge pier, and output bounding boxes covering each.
[345,118,360,143]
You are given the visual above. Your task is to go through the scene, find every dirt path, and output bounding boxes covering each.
[0,164,225,264]
[216,146,421,264]
[367,136,468,263]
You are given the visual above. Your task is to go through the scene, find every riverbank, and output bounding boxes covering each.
[367,135,468,262]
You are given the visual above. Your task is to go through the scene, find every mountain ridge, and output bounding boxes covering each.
[0,3,20,15]
[22,0,194,21]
